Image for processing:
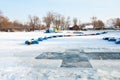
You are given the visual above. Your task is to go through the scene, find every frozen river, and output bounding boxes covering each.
[0,30,120,80]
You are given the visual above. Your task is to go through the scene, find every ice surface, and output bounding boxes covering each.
[0,30,120,80]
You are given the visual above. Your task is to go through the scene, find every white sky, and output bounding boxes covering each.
[0,0,119,23]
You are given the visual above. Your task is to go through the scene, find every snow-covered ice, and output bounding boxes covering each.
[0,30,120,80]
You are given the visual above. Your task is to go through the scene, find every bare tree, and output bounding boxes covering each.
[28,15,41,31]
[59,16,65,30]
[43,12,55,29]
[0,16,12,31]
[13,20,23,27]
[73,18,78,26]
[115,18,120,28]
[78,20,82,29]
[52,13,67,30]
[64,16,70,30]
[56,16,71,30]
[91,17,104,29]
[91,16,97,29]
[97,20,104,29]
[53,13,61,28]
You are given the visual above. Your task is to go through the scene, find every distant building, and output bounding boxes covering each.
[69,25,80,30]
[82,25,94,30]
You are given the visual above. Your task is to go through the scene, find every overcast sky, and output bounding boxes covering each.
[0,0,119,23]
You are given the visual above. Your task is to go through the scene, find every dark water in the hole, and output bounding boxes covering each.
[35,49,120,68]
[86,52,120,59]
[36,52,92,68]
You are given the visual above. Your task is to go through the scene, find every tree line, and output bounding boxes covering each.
[0,11,120,32]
